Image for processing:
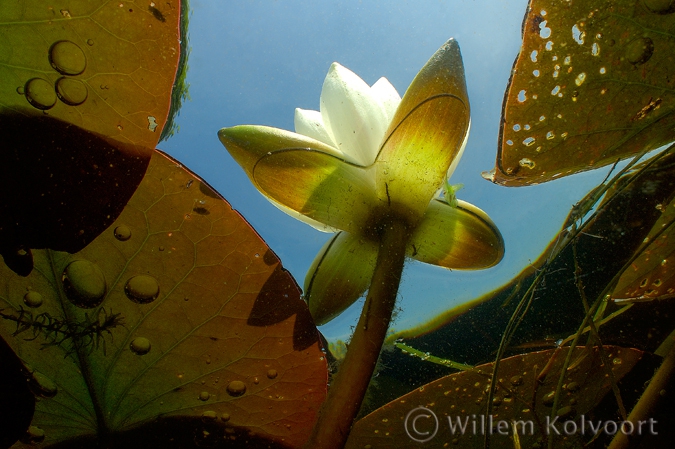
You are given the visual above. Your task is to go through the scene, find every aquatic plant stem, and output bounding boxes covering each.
[607,343,675,449]
[305,219,409,449]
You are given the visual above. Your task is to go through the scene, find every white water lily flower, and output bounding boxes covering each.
[218,39,504,325]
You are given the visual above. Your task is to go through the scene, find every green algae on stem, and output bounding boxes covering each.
[305,219,409,449]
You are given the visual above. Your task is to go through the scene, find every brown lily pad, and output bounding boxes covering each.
[0,150,327,448]
[487,0,675,186]
[346,346,642,449]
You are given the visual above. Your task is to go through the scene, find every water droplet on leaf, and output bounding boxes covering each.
[130,337,151,355]
[24,78,57,110]
[199,391,210,401]
[49,40,86,75]
[202,411,217,420]
[23,291,43,308]
[226,380,246,397]
[21,426,45,444]
[124,275,160,304]
[62,260,107,308]
[29,371,58,398]
[267,369,278,379]
[625,37,654,65]
[114,225,132,241]
[55,77,88,106]
[643,0,675,14]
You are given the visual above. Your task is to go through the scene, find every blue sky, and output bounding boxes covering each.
[160,0,613,341]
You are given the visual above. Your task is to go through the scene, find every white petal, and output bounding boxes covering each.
[446,119,470,180]
[320,62,389,167]
[371,77,401,124]
[294,108,338,149]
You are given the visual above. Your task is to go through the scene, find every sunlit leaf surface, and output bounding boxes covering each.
[346,347,641,449]
[0,151,327,448]
[0,1,185,271]
[0,0,182,150]
[488,0,675,186]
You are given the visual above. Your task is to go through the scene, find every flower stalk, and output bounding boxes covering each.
[305,218,410,449]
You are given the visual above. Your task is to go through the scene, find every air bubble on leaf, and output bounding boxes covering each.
[540,9,547,15]
[202,411,217,420]
[572,24,585,44]
[546,41,554,51]
[199,391,210,401]
[530,50,538,62]
[62,260,107,309]
[55,77,88,106]
[267,369,278,379]
[600,67,607,74]
[522,137,535,147]
[553,69,559,78]
[625,37,654,65]
[546,131,555,140]
[533,69,540,77]
[114,225,132,241]
[86,39,94,46]
[532,94,538,99]
[563,55,571,65]
[539,115,546,121]
[592,42,600,56]
[23,291,43,308]
[24,78,57,110]
[130,337,152,355]
[220,413,231,422]
[539,20,551,38]
[49,40,86,76]
[227,380,247,397]
[29,371,58,398]
[551,85,561,95]
[561,132,568,139]
[506,140,514,146]
[16,86,24,95]
[575,72,587,86]
[124,275,160,304]
[21,426,45,444]
[513,124,521,132]
[524,124,531,131]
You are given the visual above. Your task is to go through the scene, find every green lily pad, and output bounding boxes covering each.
[0,150,327,448]
[487,0,675,186]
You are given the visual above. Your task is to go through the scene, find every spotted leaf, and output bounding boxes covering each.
[487,0,675,186]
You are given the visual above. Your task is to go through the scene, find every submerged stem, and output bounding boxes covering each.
[305,219,409,449]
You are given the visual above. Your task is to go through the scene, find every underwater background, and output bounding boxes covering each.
[161,0,617,342]
[2,0,675,448]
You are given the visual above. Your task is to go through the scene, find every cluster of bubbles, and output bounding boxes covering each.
[20,40,89,110]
